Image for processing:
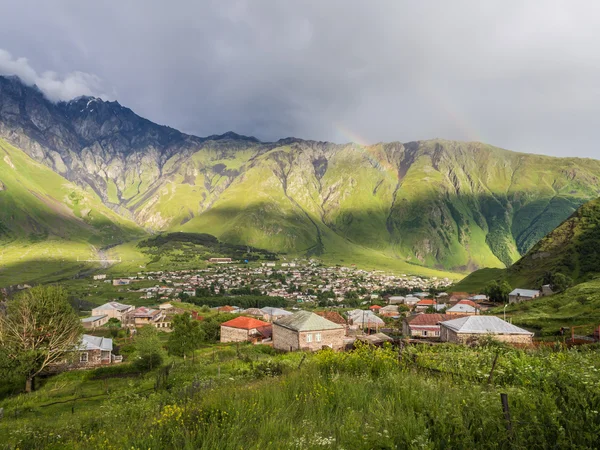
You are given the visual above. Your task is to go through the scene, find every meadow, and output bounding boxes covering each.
[1,341,599,449]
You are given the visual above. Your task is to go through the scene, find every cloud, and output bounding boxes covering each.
[0,1,600,158]
[0,49,105,102]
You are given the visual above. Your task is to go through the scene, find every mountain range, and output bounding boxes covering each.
[1,75,600,286]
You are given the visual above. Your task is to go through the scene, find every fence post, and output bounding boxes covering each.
[500,393,513,440]
[487,352,500,384]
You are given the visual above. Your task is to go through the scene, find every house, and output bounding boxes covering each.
[273,310,345,352]
[449,292,470,303]
[404,296,420,307]
[402,314,464,339]
[347,310,385,329]
[124,307,168,329]
[217,305,238,313]
[447,300,480,316]
[388,296,405,305]
[379,305,400,318]
[315,311,347,326]
[91,302,133,321]
[261,307,293,322]
[208,258,232,264]
[541,285,554,296]
[356,332,393,346]
[369,305,382,313]
[440,316,534,344]
[508,289,541,304]
[93,274,107,281]
[242,307,265,318]
[77,335,119,367]
[415,299,437,312]
[159,302,174,310]
[220,316,272,343]
[112,278,131,286]
[81,314,108,330]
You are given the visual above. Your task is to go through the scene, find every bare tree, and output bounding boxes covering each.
[0,285,82,392]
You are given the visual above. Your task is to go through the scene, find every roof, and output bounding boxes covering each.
[509,289,540,297]
[93,301,132,312]
[457,299,480,308]
[447,304,478,313]
[81,315,107,323]
[348,310,385,326]
[261,307,292,316]
[369,305,382,310]
[242,308,264,316]
[406,314,463,326]
[274,310,344,332]
[79,335,113,352]
[315,311,347,325]
[221,316,271,330]
[131,307,161,318]
[416,299,436,305]
[357,333,393,345]
[440,316,534,335]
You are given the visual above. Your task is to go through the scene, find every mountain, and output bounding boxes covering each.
[1,75,600,283]
[454,197,600,292]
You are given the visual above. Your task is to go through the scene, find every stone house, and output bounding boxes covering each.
[273,310,345,352]
[220,316,272,343]
[76,335,119,368]
[91,301,134,321]
[440,316,534,344]
[402,314,462,339]
[508,289,541,304]
[81,314,108,330]
[124,307,169,329]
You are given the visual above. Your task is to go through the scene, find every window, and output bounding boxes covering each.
[315,333,322,342]
[306,334,313,343]
[80,352,88,363]
[422,331,428,337]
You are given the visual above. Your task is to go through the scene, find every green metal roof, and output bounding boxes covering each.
[274,310,344,332]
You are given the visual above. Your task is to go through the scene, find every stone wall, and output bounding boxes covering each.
[273,324,300,351]
[220,326,250,343]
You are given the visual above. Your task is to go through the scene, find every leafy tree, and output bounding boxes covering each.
[0,285,82,392]
[167,314,205,359]
[107,318,121,338]
[134,326,165,371]
[541,272,573,293]
[484,280,512,303]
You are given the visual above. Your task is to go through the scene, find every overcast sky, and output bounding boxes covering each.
[1,1,599,158]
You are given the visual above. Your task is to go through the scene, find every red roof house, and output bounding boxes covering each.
[220,316,272,343]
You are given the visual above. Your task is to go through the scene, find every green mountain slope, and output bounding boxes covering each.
[2,76,600,279]
[454,196,600,291]
[0,139,143,286]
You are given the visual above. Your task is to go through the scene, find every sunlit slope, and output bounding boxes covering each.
[0,139,143,286]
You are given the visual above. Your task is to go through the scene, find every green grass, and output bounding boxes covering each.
[2,343,600,449]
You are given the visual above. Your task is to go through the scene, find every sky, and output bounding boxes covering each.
[0,1,600,158]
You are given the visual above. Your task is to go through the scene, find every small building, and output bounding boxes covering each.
[379,305,400,318]
[124,307,167,328]
[220,316,272,343]
[93,274,107,280]
[77,335,118,367]
[91,302,133,321]
[208,258,232,264]
[508,289,541,304]
[356,332,393,346]
[159,302,174,311]
[369,305,382,313]
[347,309,385,329]
[81,314,108,330]
[446,302,480,316]
[112,278,131,286]
[273,311,345,352]
[403,314,462,339]
[261,307,293,322]
[414,299,436,312]
[404,296,420,307]
[388,296,405,305]
[541,285,554,296]
[440,316,534,344]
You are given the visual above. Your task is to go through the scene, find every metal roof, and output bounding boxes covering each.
[440,316,533,335]
[81,315,107,323]
[93,301,132,311]
[261,307,292,316]
[509,289,540,297]
[80,334,113,351]
[447,304,478,313]
[274,310,343,331]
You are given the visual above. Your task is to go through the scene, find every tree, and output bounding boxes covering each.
[107,318,121,338]
[0,285,82,393]
[167,314,205,359]
[134,326,165,371]
[541,271,573,293]
[484,280,512,303]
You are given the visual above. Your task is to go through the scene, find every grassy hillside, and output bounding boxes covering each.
[0,139,143,286]
[1,342,599,449]
[455,196,600,292]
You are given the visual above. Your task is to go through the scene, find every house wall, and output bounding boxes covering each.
[273,324,300,351]
[220,326,251,343]
[82,316,108,329]
[509,294,538,304]
[298,329,345,351]
[76,349,112,368]
[440,327,533,344]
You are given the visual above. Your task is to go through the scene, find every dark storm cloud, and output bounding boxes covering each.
[1,1,600,157]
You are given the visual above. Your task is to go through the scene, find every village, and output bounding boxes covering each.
[72,261,546,370]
